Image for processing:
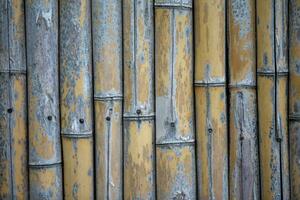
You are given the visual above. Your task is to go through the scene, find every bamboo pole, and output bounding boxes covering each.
[0,1,28,199]
[154,1,196,199]
[92,0,123,199]
[25,0,62,199]
[123,0,155,199]
[59,0,94,199]
[256,0,282,199]
[228,0,260,199]
[275,0,290,198]
[289,0,300,199]
[194,0,228,199]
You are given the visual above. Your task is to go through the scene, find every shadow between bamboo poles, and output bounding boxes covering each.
[228,0,260,199]
[92,1,123,199]
[123,0,155,199]
[25,0,62,199]
[289,0,300,199]
[194,0,228,199]
[154,1,196,199]
[59,0,94,199]
[0,0,28,199]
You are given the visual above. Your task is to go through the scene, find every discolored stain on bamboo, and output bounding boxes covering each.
[0,0,28,199]
[194,0,228,199]
[123,0,155,199]
[289,0,300,199]
[155,3,196,199]
[59,0,94,199]
[26,0,62,199]
[92,0,123,199]
[228,1,259,199]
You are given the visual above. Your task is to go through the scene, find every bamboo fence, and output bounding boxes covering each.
[0,0,299,199]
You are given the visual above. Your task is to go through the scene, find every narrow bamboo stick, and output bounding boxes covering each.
[59,0,94,199]
[92,0,123,199]
[289,0,300,199]
[194,0,228,199]
[0,1,27,199]
[275,0,290,198]
[123,0,155,199]
[257,0,282,198]
[228,0,260,199]
[154,1,196,199]
[25,0,62,199]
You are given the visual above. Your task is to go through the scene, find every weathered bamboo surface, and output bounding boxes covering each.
[1,0,300,199]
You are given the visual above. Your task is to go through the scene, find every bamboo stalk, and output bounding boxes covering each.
[0,1,27,199]
[154,1,196,199]
[59,0,94,199]
[275,0,290,198]
[123,0,155,199]
[25,0,62,199]
[228,0,260,199]
[194,0,228,199]
[289,0,300,199]
[256,0,283,198]
[92,0,123,199]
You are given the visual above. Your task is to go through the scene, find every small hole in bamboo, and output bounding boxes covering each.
[47,116,52,121]
[106,116,111,121]
[136,109,141,115]
[79,118,84,124]
[7,108,13,113]
[208,128,213,134]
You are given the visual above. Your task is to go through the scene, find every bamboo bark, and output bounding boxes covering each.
[155,1,196,199]
[194,0,228,199]
[228,0,260,199]
[26,0,62,199]
[123,0,155,199]
[59,0,94,199]
[289,0,300,199]
[92,0,123,199]
[0,1,27,199]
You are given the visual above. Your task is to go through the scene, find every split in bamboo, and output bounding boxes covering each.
[194,0,228,199]
[289,0,300,199]
[0,1,28,199]
[123,0,155,199]
[59,0,94,199]
[25,0,62,199]
[154,0,196,199]
[92,0,123,199]
[257,0,290,199]
[228,0,260,199]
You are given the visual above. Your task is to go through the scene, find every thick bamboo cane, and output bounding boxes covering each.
[289,0,300,199]
[0,1,27,199]
[92,0,123,199]
[275,0,290,198]
[25,0,62,199]
[228,0,260,199]
[59,0,94,199]
[257,0,282,198]
[194,0,228,199]
[154,1,196,199]
[123,0,155,199]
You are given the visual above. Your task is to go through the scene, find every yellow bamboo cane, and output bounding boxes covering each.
[0,1,28,199]
[123,0,155,199]
[194,0,228,199]
[155,0,196,199]
[59,0,94,199]
[92,0,123,199]
[289,0,300,199]
[228,0,260,199]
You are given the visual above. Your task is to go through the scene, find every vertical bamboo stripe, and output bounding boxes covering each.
[59,0,94,199]
[92,0,123,199]
[228,0,260,199]
[26,0,62,199]
[0,1,27,199]
[155,1,196,199]
[289,0,300,199]
[123,0,155,199]
[194,0,228,199]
